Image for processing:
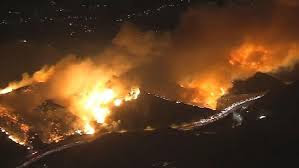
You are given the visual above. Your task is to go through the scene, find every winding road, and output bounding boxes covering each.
[175,94,265,130]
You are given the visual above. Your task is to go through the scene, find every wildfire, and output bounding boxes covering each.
[180,78,228,109]
[0,84,141,142]
[197,87,227,109]
[69,83,140,135]
[0,87,13,95]
[78,87,140,135]
[0,56,142,139]
[0,66,55,95]
[114,99,123,106]
[84,123,95,135]
[82,88,116,124]
[8,135,26,146]
[229,43,274,72]
[0,69,140,143]
[125,88,141,101]
[1,128,27,146]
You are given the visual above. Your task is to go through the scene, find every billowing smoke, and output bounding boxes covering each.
[122,0,299,108]
[0,24,163,143]
[0,0,299,143]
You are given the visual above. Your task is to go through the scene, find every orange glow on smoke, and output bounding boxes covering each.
[229,43,274,72]
[0,66,55,95]
[180,79,228,109]
[0,59,141,137]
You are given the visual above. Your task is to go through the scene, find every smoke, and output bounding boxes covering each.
[0,24,162,142]
[1,0,299,143]
[278,0,299,6]
[122,0,299,108]
[2,0,299,109]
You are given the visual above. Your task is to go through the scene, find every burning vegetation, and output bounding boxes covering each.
[1,0,299,145]
[0,57,141,145]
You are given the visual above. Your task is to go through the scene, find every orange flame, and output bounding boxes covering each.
[0,66,55,95]
[180,79,228,109]
[0,58,141,138]
[229,43,274,72]
[77,87,140,134]
[229,42,299,73]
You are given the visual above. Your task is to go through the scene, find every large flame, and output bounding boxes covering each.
[180,78,228,109]
[2,2,299,144]
[178,40,298,109]
[0,80,140,138]
[230,41,299,73]
[0,57,141,142]
[0,66,55,95]
[82,88,116,124]
[73,85,140,134]
[229,43,273,72]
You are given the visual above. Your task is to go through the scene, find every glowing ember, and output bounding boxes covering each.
[114,99,123,106]
[84,123,95,135]
[8,135,26,145]
[49,134,64,143]
[0,127,27,146]
[20,124,30,132]
[125,88,141,101]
